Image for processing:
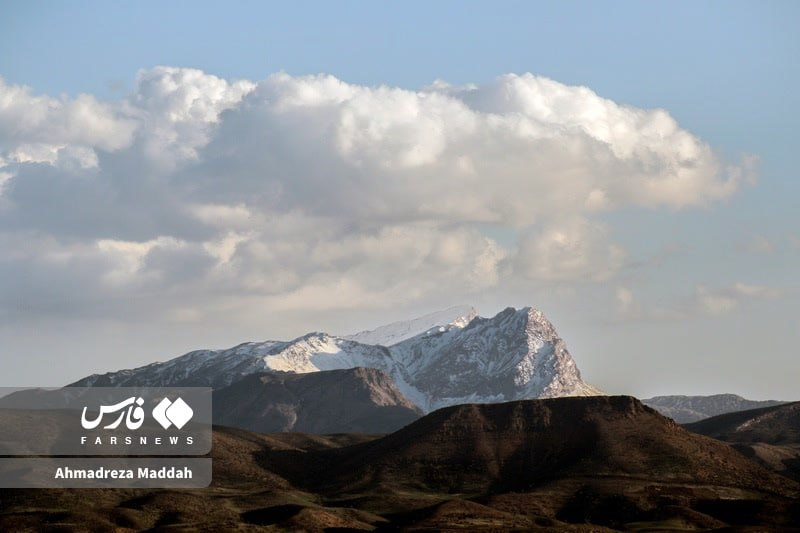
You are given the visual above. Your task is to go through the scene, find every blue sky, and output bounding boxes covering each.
[0,1,798,398]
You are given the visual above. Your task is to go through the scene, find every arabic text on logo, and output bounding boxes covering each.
[80,396,194,431]
[81,397,145,430]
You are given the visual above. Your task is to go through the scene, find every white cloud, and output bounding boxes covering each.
[203,231,251,265]
[188,71,748,229]
[514,218,626,282]
[696,282,783,315]
[189,203,256,229]
[0,77,137,152]
[96,236,187,286]
[129,66,255,168]
[0,68,754,321]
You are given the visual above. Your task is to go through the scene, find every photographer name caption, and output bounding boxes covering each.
[0,458,212,488]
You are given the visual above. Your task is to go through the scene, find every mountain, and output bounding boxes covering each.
[212,368,422,434]
[642,394,787,423]
[71,306,601,413]
[685,402,800,481]
[387,307,601,410]
[343,304,477,346]
[301,396,796,497]
[70,340,286,389]
[5,396,798,531]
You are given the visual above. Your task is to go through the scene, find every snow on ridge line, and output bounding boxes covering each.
[257,306,600,412]
[343,304,477,346]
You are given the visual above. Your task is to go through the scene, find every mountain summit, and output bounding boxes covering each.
[72,306,600,412]
[386,307,601,410]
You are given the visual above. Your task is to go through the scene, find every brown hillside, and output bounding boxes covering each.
[292,396,798,496]
[2,397,799,531]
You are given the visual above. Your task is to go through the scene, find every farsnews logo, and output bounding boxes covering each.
[152,397,193,429]
[0,386,210,455]
[81,397,145,430]
[81,396,193,431]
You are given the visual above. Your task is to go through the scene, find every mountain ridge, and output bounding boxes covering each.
[71,305,601,412]
[684,401,800,482]
[309,395,796,495]
[642,394,787,423]
[684,401,800,444]
[343,304,477,346]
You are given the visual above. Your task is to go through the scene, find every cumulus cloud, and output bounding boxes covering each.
[129,66,255,168]
[0,78,137,153]
[0,68,753,321]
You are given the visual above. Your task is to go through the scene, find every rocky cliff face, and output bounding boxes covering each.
[385,307,601,410]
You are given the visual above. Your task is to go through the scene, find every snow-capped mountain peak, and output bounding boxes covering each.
[71,305,601,412]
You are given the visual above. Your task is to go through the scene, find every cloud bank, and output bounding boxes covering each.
[0,68,752,322]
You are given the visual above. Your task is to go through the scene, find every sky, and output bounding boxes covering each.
[1,1,798,399]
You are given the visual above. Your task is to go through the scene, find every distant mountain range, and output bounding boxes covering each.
[71,306,601,432]
[642,394,787,423]
[685,401,800,444]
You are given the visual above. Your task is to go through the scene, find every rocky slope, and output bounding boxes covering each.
[685,402,800,481]
[305,396,797,496]
[212,368,423,434]
[684,401,800,443]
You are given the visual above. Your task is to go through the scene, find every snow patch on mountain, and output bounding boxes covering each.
[72,341,283,389]
[344,305,477,346]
